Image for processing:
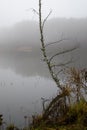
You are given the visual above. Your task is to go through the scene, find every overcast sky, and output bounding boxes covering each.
[0,0,87,27]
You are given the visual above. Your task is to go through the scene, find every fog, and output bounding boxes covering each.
[0,18,87,127]
[0,0,87,27]
[0,18,87,77]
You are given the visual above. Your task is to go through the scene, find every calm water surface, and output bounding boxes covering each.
[0,52,57,127]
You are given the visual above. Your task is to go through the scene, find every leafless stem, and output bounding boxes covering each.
[45,38,68,47]
[31,8,39,15]
[39,0,61,90]
[42,10,52,29]
[51,59,73,68]
[49,46,78,62]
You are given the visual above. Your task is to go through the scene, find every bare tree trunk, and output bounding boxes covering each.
[39,0,62,90]
[38,0,78,121]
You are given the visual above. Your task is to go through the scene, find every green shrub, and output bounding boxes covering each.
[6,124,15,130]
[66,100,87,125]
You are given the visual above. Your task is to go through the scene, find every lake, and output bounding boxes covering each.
[0,19,87,128]
[0,51,57,128]
[0,42,86,128]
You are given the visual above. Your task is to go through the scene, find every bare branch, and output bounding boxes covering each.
[49,46,78,62]
[45,38,68,47]
[42,10,52,29]
[56,69,64,76]
[31,8,39,15]
[39,0,61,89]
[51,59,73,68]
[41,97,50,112]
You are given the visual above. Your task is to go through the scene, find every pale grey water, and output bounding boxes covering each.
[0,54,57,128]
[0,47,84,128]
[0,18,87,128]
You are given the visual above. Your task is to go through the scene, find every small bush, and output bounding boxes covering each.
[6,124,15,130]
[66,100,87,125]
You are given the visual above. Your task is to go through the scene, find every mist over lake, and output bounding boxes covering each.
[0,18,87,127]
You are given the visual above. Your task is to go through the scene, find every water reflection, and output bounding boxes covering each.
[0,42,86,127]
[0,19,87,127]
[0,68,57,127]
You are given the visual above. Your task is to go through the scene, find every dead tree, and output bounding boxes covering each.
[39,0,77,90]
[38,0,78,120]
